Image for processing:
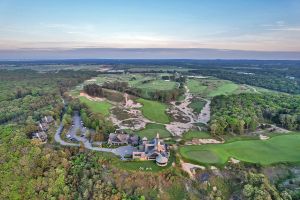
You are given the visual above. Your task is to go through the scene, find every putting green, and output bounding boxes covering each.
[180,133,300,165]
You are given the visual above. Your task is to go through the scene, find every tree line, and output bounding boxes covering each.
[209,93,300,135]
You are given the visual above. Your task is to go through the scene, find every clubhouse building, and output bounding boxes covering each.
[132,133,169,166]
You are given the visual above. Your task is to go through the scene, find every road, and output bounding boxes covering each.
[54,123,80,147]
[54,111,136,158]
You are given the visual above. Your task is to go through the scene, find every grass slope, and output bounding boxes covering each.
[183,131,211,140]
[187,79,207,95]
[180,133,300,166]
[79,96,112,116]
[137,98,170,124]
[136,123,171,139]
[208,83,239,97]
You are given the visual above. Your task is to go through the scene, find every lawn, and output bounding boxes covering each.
[115,153,174,172]
[180,133,300,166]
[183,131,211,140]
[79,96,112,116]
[135,123,172,139]
[137,98,170,124]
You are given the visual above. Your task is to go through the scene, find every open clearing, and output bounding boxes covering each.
[136,98,170,124]
[79,96,112,116]
[180,133,300,165]
[135,123,172,139]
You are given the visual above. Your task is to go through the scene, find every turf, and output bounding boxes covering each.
[180,133,300,166]
[135,79,177,91]
[187,79,207,95]
[136,123,172,139]
[187,78,241,98]
[115,153,174,172]
[183,131,211,140]
[79,96,112,116]
[136,98,170,124]
[208,83,239,97]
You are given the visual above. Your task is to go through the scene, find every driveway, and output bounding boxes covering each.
[55,111,137,158]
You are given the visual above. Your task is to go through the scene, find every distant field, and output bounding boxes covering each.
[183,131,211,140]
[187,78,247,98]
[79,96,112,116]
[135,123,171,139]
[137,98,170,124]
[208,83,239,97]
[180,133,300,166]
[135,79,177,91]
[187,79,207,94]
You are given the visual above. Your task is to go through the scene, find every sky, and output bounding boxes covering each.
[1,0,300,59]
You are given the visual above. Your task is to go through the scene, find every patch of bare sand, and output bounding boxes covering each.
[180,160,205,179]
[79,92,105,102]
[166,122,194,136]
[185,138,223,145]
[124,93,142,108]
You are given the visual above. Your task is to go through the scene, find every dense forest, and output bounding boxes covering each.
[189,68,300,94]
[209,93,300,135]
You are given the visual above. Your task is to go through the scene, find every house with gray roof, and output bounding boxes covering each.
[108,129,139,145]
[132,133,169,166]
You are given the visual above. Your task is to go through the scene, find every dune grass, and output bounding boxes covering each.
[79,96,112,116]
[180,133,300,166]
[137,98,170,124]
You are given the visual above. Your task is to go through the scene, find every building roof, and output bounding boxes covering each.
[156,153,168,164]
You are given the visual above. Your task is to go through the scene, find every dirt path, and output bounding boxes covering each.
[166,86,211,136]
[180,160,205,179]
[197,98,211,125]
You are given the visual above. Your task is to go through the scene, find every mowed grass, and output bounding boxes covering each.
[187,78,240,98]
[115,153,174,172]
[135,79,177,91]
[180,133,300,166]
[183,131,211,140]
[79,96,112,116]
[187,79,207,94]
[137,98,170,124]
[136,123,171,139]
[208,83,239,97]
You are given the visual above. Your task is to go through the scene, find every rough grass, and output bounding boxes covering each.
[79,96,112,116]
[137,98,170,124]
[136,123,172,139]
[180,133,300,166]
[183,131,211,140]
[188,98,206,114]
